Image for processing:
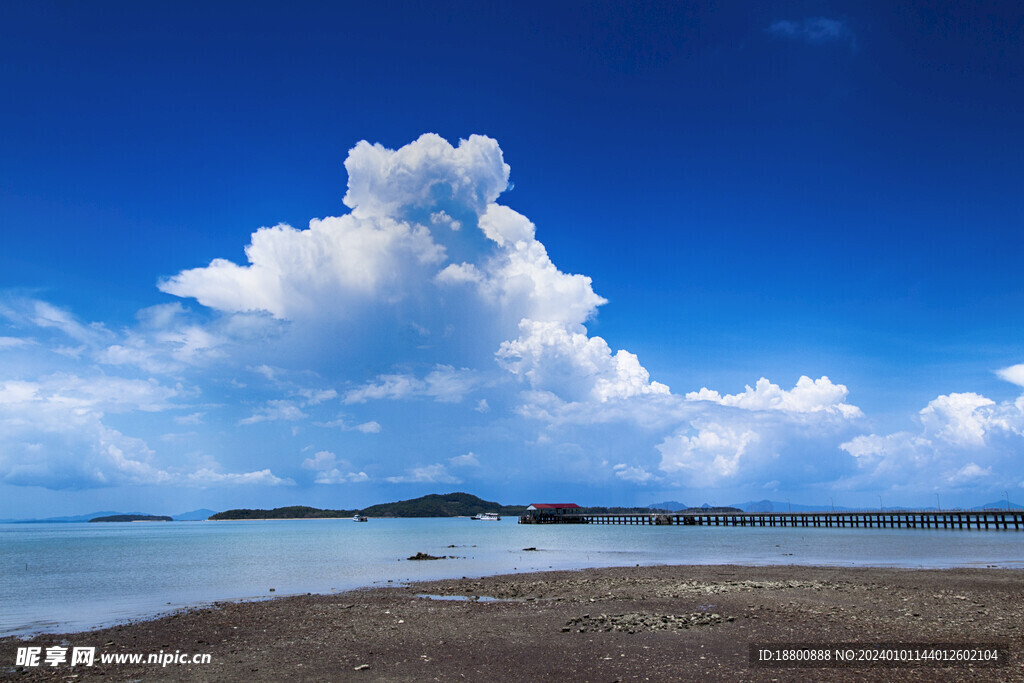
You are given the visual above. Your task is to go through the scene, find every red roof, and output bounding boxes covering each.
[528,503,581,509]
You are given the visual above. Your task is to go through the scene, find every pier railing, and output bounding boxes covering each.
[518,509,1023,530]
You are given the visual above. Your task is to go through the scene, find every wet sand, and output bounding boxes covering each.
[3,564,1022,681]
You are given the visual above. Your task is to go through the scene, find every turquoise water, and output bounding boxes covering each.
[2,518,1022,636]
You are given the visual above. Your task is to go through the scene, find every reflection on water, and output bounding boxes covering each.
[416,594,504,602]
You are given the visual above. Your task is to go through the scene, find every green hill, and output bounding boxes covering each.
[362,492,523,517]
[209,493,526,520]
[204,494,731,521]
[89,514,173,522]
[209,505,355,520]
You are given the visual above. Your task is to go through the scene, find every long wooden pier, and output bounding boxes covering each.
[519,510,1023,530]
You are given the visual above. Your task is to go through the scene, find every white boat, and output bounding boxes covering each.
[352,514,368,522]
[471,512,501,521]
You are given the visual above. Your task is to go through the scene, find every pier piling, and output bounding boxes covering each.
[518,509,1024,530]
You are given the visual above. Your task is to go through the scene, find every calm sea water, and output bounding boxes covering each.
[2,518,1022,636]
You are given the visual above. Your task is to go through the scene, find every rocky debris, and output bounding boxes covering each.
[563,611,727,633]
[425,575,850,602]
[407,552,446,561]
[4,565,1022,682]
[644,578,847,598]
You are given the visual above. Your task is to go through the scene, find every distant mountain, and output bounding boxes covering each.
[578,505,681,514]
[173,509,218,521]
[648,501,688,511]
[0,508,217,523]
[0,511,147,523]
[731,499,1024,513]
[732,500,859,513]
[974,500,1020,511]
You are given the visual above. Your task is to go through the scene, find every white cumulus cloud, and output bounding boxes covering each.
[185,468,294,487]
[300,450,369,484]
[497,320,669,403]
[686,376,861,418]
[159,216,444,319]
[918,392,995,448]
[657,423,760,484]
[1,133,916,499]
[159,134,512,321]
[386,463,460,484]
[0,373,288,489]
[239,400,308,425]
[342,133,509,220]
[839,387,1024,493]
[996,364,1024,388]
[441,204,607,327]
[613,463,656,484]
[449,452,481,467]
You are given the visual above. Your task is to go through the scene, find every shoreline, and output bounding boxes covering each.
[3,563,1022,681]
[6,553,1022,641]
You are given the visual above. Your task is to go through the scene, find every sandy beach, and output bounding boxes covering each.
[3,564,1022,681]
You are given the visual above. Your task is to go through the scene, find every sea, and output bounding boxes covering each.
[2,518,1022,637]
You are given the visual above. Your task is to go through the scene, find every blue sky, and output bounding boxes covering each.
[2,2,1022,516]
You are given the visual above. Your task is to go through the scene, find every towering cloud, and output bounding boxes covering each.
[158,133,669,410]
[4,133,1016,501]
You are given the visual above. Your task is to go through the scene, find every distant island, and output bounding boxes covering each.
[23,495,1013,526]
[208,492,678,520]
[0,509,219,524]
[210,493,519,520]
[89,514,174,523]
[210,505,356,520]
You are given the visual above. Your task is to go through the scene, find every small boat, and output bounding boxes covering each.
[471,512,501,521]
[352,514,368,522]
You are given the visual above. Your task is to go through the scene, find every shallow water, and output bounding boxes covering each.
[2,518,1021,636]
